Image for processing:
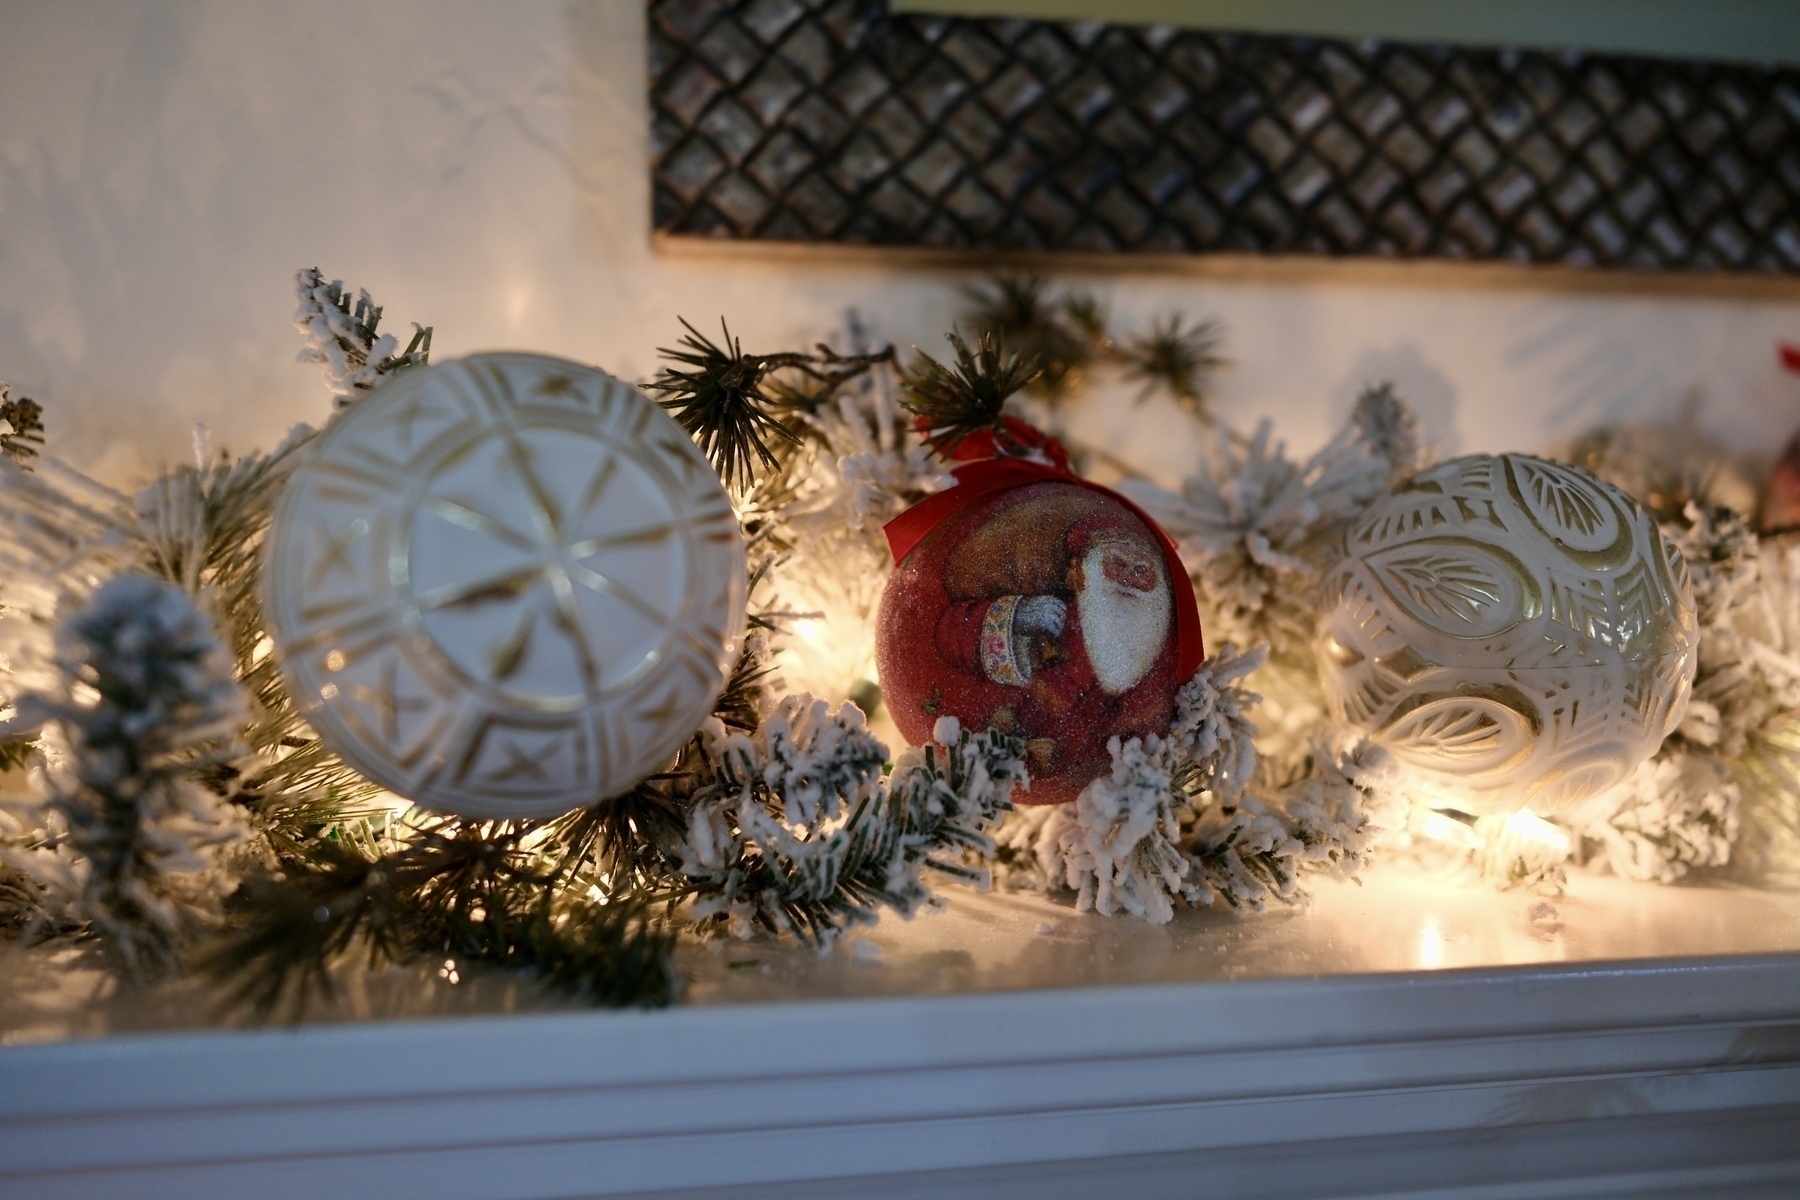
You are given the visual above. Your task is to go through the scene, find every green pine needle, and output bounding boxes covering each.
[961,274,1096,399]
[648,320,898,493]
[0,390,45,467]
[0,737,35,774]
[1122,314,1227,419]
[202,820,678,1020]
[898,332,1040,457]
[648,319,800,492]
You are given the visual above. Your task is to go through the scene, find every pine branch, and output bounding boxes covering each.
[959,274,1228,415]
[293,268,432,406]
[1122,314,1226,420]
[203,819,678,1019]
[676,703,1025,946]
[0,737,35,774]
[129,429,387,851]
[12,575,250,977]
[960,274,1097,398]
[1350,381,1428,484]
[648,319,895,492]
[0,861,46,935]
[0,386,45,467]
[898,332,1040,457]
[712,640,775,732]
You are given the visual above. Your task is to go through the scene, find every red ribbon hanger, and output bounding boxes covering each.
[883,417,1205,677]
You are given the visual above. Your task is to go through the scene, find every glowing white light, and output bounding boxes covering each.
[1502,808,1572,858]
[792,618,824,645]
[1414,808,1482,850]
[1417,922,1445,970]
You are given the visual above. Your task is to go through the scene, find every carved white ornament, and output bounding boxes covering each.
[265,353,747,819]
[1317,454,1697,815]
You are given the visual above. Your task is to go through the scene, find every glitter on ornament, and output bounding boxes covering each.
[877,424,1203,804]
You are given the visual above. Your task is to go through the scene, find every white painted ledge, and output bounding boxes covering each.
[4,869,1800,1199]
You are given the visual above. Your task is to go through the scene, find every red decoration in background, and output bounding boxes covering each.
[1765,343,1800,534]
[877,421,1204,805]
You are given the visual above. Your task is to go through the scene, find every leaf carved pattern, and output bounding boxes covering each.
[1365,541,1531,640]
[1316,453,1697,814]
[1509,455,1624,559]
[1382,696,1537,776]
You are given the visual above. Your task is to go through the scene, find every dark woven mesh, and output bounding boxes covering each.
[650,0,1800,271]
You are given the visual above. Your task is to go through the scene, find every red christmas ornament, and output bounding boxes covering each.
[876,419,1204,804]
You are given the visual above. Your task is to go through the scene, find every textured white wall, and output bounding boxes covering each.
[3,0,1800,487]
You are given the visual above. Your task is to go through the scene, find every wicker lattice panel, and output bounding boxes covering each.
[649,0,1800,271]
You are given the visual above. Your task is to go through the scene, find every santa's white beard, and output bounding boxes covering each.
[1076,546,1172,696]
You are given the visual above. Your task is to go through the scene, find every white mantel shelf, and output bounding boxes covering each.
[4,868,1800,1200]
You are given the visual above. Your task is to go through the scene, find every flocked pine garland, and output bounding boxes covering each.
[2,267,1800,1016]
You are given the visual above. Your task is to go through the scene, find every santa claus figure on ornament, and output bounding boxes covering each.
[877,421,1201,804]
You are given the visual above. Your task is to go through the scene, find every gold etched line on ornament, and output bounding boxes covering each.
[1611,557,1668,656]
[1320,634,1363,667]
[546,566,604,697]
[345,658,435,743]
[633,687,687,728]
[414,564,544,611]
[577,453,620,513]
[307,518,370,588]
[413,698,481,795]
[490,734,551,782]
[416,494,541,552]
[565,560,667,628]
[463,357,521,423]
[673,645,717,691]
[1379,686,1541,775]
[669,629,729,690]
[564,524,678,560]
[294,593,388,631]
[533,374,577,402]
[654,435,705,484]
[1502,455,1632,569]
[310,481,383,507]
[609,710,635,774]
[1452,494,1509,532]
[1337,669,1406,728]
[283,604,397,654]
[692,505,743,538]
[382,385,440,455]
[1373,643,1440,681]
[486,589,544,682]
[1653,529,1694,616]
[1365,536,1540,638]
[497,427,565,545]
[615,386,653,437]
[309,457,412,491]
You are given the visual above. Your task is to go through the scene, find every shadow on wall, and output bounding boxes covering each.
[1331,345,1461,463]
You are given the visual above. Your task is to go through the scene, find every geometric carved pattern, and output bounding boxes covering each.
[265,353,747,819]
[652,0,1800,271]
[1317,454,1698,815]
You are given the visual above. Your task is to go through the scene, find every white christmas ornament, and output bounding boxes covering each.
[1317,453,1697,815]
[265,353,746,819]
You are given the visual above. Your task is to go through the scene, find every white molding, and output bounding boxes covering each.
[5,953,1800,1199]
